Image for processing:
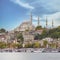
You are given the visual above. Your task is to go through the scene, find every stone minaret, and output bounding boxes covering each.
[46,17,48,28]
[29,12,33,31]
[30,12,32,25]
[52,19,54,28]
[38,16,40,26]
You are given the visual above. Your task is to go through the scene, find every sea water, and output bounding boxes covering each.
[0,53,60,60]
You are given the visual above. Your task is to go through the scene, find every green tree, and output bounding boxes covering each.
[24,43,33,48]
[34,34,43,40]
[35,26,42,30]
[0,42,7,49]
[49,26,60,39]
[41,29,48,38]
[16,43,22,48]
[33,42,41,48]
[43,40,48,48]
[49,43,57,49]
[0,28,6,33]
[16,33,24,43]
[50,32,60,40]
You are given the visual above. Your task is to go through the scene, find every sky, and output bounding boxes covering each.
[0,0,60,31]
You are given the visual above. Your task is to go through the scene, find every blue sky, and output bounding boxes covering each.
[0,0,60,31]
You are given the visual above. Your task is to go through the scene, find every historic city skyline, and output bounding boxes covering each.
[0,0,60,31]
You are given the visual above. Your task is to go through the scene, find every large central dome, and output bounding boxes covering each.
[20,21,35,31]
[14,21,35,32]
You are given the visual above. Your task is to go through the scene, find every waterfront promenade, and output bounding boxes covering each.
[0,48,60,53]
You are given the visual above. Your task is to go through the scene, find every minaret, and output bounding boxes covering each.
[30,12,32,25]
[52,19,54,28]
[37,16,40,26]
[29,12,33,31]
[46,17,48,28]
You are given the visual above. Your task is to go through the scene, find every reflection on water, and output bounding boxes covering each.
[0,53,60,60]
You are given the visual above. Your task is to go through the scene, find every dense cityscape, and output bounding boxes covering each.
[0,13,60,52]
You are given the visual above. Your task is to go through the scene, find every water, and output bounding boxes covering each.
[0,53,60,60]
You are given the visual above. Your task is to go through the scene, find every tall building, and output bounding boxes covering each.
[30,12,32,25]
[29,12,35,31]
[46,17,48,28]
[37,16,40,26]
[52,19,54,28]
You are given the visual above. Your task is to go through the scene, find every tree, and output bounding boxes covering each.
[34,34,43,40]
[50,32,60,40]
[7,43,22,49]
[25,29,29,32]
[49,43,57,49]
[34,34,40,40]
[43,40,48,48]
[33,42,41,48]
[16,43,22,48]
[49,26,60,39]
[0,28,6,33]
[24,43,33,48]
[41,29,48,38]
[16,33,24,43]
[0,42,7,49]
[35,26,42,30]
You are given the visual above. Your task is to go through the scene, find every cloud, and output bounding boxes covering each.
[10,0,34,9]
[41,12,60,27]
[10,0,60,15]
[32,12,60,27]
[30,0,60,15]
[10,0,60,27]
